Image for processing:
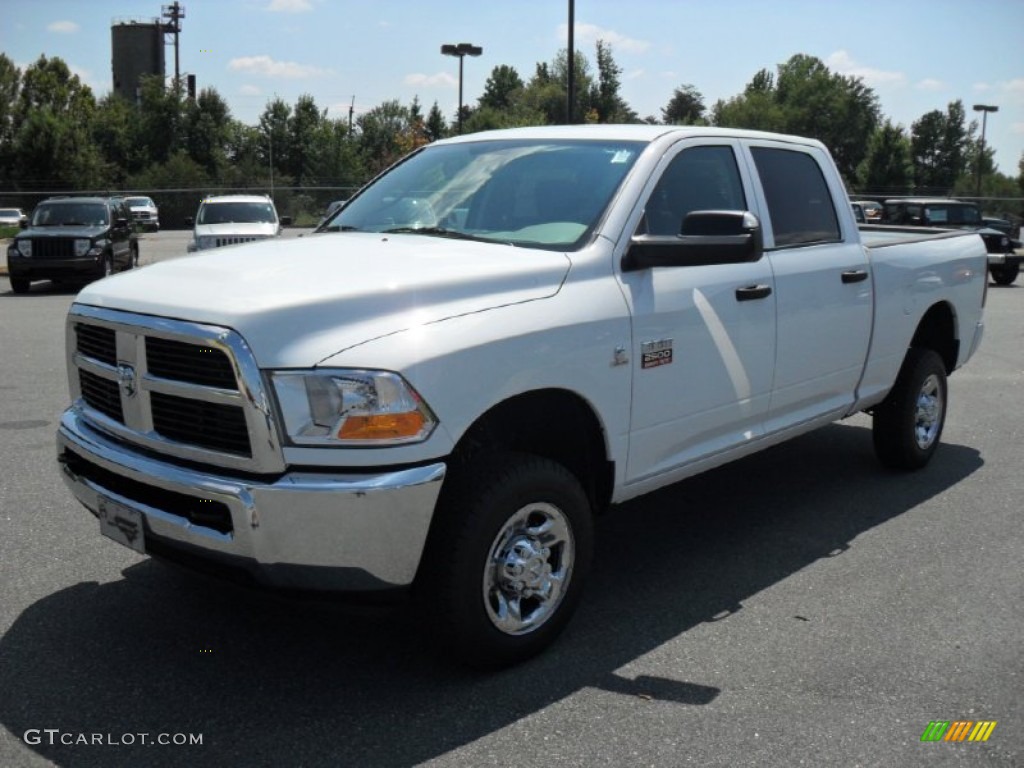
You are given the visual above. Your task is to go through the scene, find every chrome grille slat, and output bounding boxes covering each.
[151,392,251,457]
[74,324,117,366]
[79,369,123,423]
[145,336,237,389]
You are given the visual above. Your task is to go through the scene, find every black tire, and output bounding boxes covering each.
[873,348,947,470]
[129,245,139,269]
[9,276,30,294]
[990,263,1019,286]
[99,255,113,280]
[417,452,593,668]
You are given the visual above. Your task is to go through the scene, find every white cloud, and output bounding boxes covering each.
[240,84,262,96]
[826,50,906,87]
[973,82,993,92]
[228,55,329,78]
[624,69,646,82]
[915,78,944,92]
[404,72,457,88]
[47,20,79,34]
[557,23,652,54]
[266,0,313,12]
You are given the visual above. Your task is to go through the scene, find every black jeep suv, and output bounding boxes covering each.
[882,198,1021,285]
[6,196,139,294]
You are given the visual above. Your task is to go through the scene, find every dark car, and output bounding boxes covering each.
[882,198,1021,285]
[6,196,139,294]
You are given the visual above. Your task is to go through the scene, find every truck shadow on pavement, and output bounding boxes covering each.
[0,422,982,767]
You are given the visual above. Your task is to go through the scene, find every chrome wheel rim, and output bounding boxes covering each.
[483,502,574,636]
[914,373,943,450]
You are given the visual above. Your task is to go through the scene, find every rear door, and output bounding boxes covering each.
[619,139,777,483]
[744,142,873,432]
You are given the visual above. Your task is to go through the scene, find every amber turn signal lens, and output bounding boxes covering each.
[337,412,426,441]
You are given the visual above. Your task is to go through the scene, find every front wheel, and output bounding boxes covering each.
[990,263,1019,286]
[872,348,947,470]
[9,276,30,294]
[417,452,593,668]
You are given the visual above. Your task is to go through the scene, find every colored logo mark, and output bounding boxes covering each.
[921,720,997,742]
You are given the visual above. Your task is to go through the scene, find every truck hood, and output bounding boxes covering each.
[75,232,571,367]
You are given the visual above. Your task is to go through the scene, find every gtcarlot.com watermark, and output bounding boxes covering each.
[24,729,202,747]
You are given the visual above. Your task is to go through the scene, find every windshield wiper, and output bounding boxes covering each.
[323,224,360,232]
[381,226,488,242]
[60,221,88,226]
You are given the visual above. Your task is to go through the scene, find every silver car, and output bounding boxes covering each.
[0,207,27,228]
[125,196,160,232]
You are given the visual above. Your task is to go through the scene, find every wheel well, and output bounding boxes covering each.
[449,390,614,513]
[910,302,958,373]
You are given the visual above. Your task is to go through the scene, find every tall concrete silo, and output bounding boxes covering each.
[111,19,165,103]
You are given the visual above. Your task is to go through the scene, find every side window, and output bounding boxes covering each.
[645,146,746,236]
[750,147,840,247]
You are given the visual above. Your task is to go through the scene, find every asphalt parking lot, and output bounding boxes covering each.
[0,244,1021,767]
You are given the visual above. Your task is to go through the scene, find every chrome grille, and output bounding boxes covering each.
[67,306,285,473]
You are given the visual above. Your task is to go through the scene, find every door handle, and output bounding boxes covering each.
[841,269,869,284]
[735,284,772,301]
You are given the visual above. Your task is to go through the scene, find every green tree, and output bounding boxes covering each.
[590,41,637,123]
[0,54,21,184]
[479,65,524,111]
[910,101,971,193]
[92,93,142,185]
[10,55,102,190]
[258,97,291,183]
[856,120,913,195]
[661,84,705,125]
[713,55,880,180]
[286,94,325,185]
[425,101,447,141]
[185,87,232,179]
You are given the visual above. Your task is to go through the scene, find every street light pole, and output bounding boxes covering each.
[441,43,483,135]
[972,104,998,199]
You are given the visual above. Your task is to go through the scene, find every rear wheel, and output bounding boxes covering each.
[873,348,947,470]
[990,263,1019,286]
[9,276,30,294]
[417,452,593,668]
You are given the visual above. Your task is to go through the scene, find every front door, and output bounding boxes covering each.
[618,141,777,484]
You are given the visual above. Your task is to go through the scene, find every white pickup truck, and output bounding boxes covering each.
[57,126,987,666]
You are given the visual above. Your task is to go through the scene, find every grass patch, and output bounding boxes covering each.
[0,225,19,239]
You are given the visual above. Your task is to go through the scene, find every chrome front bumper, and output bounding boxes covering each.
[57,409,446,591]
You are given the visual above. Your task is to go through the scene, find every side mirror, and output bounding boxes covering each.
[19,218,28,229]
[116,217,129,228]
[279,216,292,227]
[622,211,763,272]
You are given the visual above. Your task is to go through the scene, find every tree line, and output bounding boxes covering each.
[0,47,1021,226]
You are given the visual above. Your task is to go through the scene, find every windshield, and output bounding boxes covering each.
[325,139,643,249]
[198,201,277,225]
[924,204,981,225]
[126,197,153,207]
[31,202,108,227]
[0,208,21,216]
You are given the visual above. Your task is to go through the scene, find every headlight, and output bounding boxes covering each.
[1001,236,1010,249]
[74,239,91,257]
[271,370,437,446]
[16,240,32,257]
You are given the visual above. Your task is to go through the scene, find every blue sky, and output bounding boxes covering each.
[4,0,1023,175]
